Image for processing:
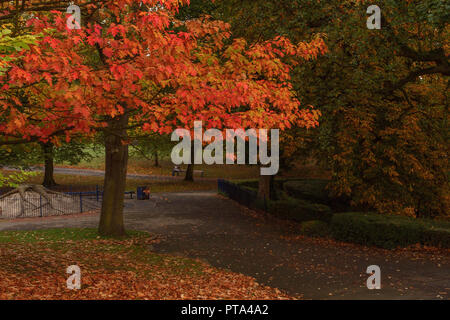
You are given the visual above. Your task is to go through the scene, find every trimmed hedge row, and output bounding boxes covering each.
[283,179,353,211]
[266,198,333,223]
[236,178,299,193]
[330,212,450,249]
[236,178,351,211]
[230,179,450,249]
[296,213,450,249]
[300,220,331,237]
[234,179,334,223]
[284,179,330,204]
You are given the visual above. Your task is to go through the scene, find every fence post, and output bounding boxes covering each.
[96,185,99,202]
[79,192,83,213]
[40,195,42,217]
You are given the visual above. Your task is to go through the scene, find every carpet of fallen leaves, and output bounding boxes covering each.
[0,236,294,300]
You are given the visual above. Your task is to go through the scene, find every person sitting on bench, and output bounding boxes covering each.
[172,165,181,176]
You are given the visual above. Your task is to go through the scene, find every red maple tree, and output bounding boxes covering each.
[0,0,326,236]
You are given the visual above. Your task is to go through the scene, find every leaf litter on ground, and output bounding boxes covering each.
[0,230,295,300]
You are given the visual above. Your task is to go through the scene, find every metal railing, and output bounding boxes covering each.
[0,193,100,219]
[0,185,136,219]
[218,179,260,208]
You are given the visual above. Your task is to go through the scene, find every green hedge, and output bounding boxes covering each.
[300,220,331,237]
[284,179,331,204]
[283,179,354,211]
[421,228,450,248]
[266,197,333,223]
[234,179,334,223]
[236,178,299,192]
[229,180,450,249]
[235,179,259,190]
[330,212,450,249]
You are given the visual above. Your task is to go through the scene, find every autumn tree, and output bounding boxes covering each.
[0,0,325,236]
[294,0,449,218]
[1,13,91,187]
[0,11,40,186]
[185,0,449,218]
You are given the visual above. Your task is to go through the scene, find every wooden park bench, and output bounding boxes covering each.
[125,191,136,199]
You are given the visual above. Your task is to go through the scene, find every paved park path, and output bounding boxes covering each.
[0,192,449,300]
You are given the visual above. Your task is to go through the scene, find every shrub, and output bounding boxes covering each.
[236,178,299,192]
[267,197,333,223]
[330,212,450,249]
[236,179,259,191]
[283,179,354,211]
[421,228,450,248]
[284,179,331,204]
[300,220,331,237]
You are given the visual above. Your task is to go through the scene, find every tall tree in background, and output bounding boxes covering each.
[131,134,173,168]
[40,141,56,187]
[41,138,94,186]
[1,137,93,187]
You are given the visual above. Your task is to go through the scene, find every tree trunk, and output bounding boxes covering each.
[257,174,276,201]
[184,143,195,181]
[185,164,194,181]
[41,142,57,188]
[153,149,159,167]
[98,113,129,237]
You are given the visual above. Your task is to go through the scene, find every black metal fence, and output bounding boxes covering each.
[218,179,261,208]
[0,185,136,219]
[0,193,101,219]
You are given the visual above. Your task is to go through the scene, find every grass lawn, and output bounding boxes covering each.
[56,146,329,180]
[58,157,329,180]
[46,144,261,179]
[0,228,292,300]
[0,170,218,193]
[63,158,261,180]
